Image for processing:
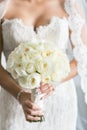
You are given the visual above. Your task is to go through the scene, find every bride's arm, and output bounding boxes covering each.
[62,2,87,83]
[62,59,78,82]
[0,24,22,99]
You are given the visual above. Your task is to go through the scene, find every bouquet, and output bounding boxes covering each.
[6,42,70,121]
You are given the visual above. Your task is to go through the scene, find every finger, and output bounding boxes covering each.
[40,82,49,88]
[41,86,55,93]
[25,108,43,116]
[25,100,41,110]
[40,82,44,86]
[26,114,41,122]
[41,88,55,99]
[41,91,54,99]
[40,84,51,92]
[41,84,54,90]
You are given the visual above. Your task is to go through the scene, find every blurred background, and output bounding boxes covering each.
[0,0,87,130]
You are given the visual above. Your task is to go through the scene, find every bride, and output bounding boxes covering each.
[0,0,87,130]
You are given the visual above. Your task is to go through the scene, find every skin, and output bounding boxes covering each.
[0,0,86,122]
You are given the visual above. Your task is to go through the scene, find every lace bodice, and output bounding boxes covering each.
[2,17,69,60]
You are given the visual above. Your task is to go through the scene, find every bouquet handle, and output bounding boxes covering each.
[31,88,45,122]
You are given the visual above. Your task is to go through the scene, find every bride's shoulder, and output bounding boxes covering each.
[0,0,19,19]
[0,0,10,20]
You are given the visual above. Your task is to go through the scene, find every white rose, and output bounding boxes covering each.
[11,69,19,79]
[18,76,30,88]
[26,62,36,74]
[35,60,50,74]
[20,54,30,65]
[51,60,70,82]
[41,48,55,58]
[28,49,42,61]
[51,71,64,83]
[15,63,27,76]
[41,74,51,83]
[27,73,41,89]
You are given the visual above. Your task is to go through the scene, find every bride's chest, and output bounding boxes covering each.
[2,17,69,51]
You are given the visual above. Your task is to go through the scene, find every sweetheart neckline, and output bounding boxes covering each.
[2,16,68,34]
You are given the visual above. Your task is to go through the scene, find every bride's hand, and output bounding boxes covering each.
[18,83,55,122]
[19,91,43,122]
[39,82,55,99]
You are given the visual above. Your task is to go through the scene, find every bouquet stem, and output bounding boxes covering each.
[31,88,45,122]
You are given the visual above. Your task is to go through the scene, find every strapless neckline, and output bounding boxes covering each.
[2,16,68,34]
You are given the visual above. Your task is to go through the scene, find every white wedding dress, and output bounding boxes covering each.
[0,0,87,130]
